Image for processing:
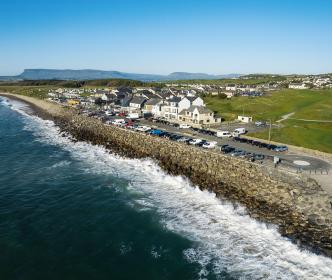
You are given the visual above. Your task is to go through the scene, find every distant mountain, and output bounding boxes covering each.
[1,69,242,82]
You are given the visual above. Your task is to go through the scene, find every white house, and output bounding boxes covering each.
[178,96,205,113]
[162,96,181,120]
[129,96,147,109]
[178,106,221,126]
[226,85,237,91]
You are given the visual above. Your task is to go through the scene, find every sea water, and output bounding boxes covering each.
[0,97,332,280]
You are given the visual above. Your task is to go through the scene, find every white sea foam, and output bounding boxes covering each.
[49,160,72,169]
[6,100,332,279]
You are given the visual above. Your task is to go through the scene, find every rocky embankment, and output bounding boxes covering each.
[1,93,332,257]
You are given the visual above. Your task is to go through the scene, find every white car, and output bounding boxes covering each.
[189,139,202,145]
[136,126,151,132]
[179,124,191,129]
[202,141,217,149]
[111,120,126,125]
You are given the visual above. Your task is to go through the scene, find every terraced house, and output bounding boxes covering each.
[178,106,221,126]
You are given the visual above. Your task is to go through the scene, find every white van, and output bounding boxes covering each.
[234,128,246,135]
[216,131,232,138]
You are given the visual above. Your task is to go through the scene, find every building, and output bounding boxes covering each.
[178,96,205,114]
[161,96,181,120]
[237,115,253,123]
[288,83,309,89]
[143,98,162,115]
[129,96,147,109]
[178,106,221,126]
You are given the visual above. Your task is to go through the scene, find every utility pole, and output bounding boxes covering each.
[268,119,272,142]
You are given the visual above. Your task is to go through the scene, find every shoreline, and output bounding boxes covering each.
[1,92,332,258]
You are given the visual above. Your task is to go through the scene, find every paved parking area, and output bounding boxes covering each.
[139,119,331,173]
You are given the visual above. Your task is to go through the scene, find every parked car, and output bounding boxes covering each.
[254,154,265,161]
[219,144,230,152]
[230,149,245,157]
[136,126,151,132]
[149,129,164,136]
[189,139,203,145]
[197,140,208,147]
[179,124,191,129]
[274,145,288,152]
[177,137,190,142]
[255,121,266,127]
[170,134,182,141]
[216,131,232,138]
[202,141,217,149]
[222,146,236,154]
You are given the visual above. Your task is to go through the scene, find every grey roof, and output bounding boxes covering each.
[181,105,213,115]
[168,96,181,103]
[186,96,198,103]
[145,98,162,105]
[130,96,147,105]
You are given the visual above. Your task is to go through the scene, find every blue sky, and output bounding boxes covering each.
[1,0,331,75]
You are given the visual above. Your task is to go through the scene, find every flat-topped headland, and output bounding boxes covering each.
[1,92,332,257]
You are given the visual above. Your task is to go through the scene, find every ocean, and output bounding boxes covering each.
[0,96,332,280]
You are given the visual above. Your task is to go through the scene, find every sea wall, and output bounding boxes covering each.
[1,93,332,257]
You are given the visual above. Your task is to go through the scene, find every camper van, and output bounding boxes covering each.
[216,131,232,138]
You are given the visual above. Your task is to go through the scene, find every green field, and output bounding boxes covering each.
[0,86,56,99]
[204,89,332,153]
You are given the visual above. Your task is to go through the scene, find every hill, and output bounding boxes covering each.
[0,69,242,82]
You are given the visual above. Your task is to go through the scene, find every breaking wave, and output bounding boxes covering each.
[5,98,332,279]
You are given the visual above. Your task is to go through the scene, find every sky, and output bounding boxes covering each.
[0,0,332,76]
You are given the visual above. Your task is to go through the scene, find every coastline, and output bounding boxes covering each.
[1,92,332,258]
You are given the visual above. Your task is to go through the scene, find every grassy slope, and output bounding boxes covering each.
[205,89,332,153]
[0,86,56,99]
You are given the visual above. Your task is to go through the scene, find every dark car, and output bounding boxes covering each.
[274,145,288,152]
[223,146,236,154]
[254,154,265,161]
[170,134,182,141]
[197,140,208,147]
[267,144,278,150]
[219,144,230,151]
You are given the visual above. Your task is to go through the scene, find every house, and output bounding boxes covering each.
[178,106,221,125]
[162,96,181,120]
[226,84,237,91]
[178,96,205,113]
[237,115,252,123]
[143,98,162,115]
[129,96,147,109]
